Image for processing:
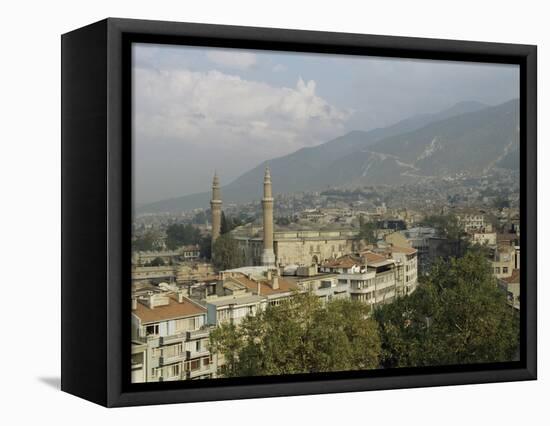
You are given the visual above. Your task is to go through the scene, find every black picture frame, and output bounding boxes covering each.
[61,17,537,407]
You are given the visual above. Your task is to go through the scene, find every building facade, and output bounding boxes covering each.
[233,226,358,267]
[131,292,215,382]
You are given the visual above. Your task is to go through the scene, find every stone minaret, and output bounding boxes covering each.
[210,172,222,254]
[261,167,275,267]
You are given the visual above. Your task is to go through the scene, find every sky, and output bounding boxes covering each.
[132,43,519,205]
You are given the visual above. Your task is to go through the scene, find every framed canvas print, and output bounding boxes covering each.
[61,18,537,407]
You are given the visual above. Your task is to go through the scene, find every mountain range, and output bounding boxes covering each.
[138,99,519,213]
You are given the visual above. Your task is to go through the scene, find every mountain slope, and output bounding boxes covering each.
[313,98,519,188]
[138,100,501,213]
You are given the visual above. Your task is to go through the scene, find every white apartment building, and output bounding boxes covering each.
[283,266,343,304]
[319,251,407,307]
[472,231,497,246]
[206,294,264,326]
[131,292,215,382]
[456,210,488,232]
[491,244,518,279]
[385,246,418,295]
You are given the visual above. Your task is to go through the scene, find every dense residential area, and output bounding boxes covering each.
[131,168,520,383]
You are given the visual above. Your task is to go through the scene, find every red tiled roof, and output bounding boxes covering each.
[230,273,298,296]
[321,255,360,269]
[362,252,388,263]
[133,294,205,324]
[390,246,417,255]
[502,269,520,284]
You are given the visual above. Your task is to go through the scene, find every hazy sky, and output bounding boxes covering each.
[133,43,519,205]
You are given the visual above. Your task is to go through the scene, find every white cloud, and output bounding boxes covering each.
[272,63,287,73]
[205,50,257,70]
[134,67,353,157]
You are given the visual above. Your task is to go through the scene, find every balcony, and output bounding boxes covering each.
[159,353,185,366]
[186,348,210,359]
[145,336,161,348]
[160,374,184,382]
[186,328,210,340]
[159,333,185,345]
[349,286,375,294]
[186,364,216,379]
[149,356,160,369]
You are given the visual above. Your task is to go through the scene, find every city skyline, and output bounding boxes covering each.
[130,45,520,383]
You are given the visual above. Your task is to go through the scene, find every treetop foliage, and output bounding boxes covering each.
[132,230,163,252]
[210,293,381,377]
[422,214,463,240]
[209,249,519,378]
[374,250,519,368]
[212,234,245,271]
[165,223,202,250]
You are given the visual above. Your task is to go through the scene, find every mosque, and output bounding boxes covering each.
[210,169,359,268]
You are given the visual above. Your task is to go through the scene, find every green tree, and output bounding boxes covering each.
[212,234,245,270]
[276,216,291,226]
[374,250,519,368]
[358,219,377,244]
[199,235,212,260]
[493,196,510,209]
[422,214,463,241]
[132,230,161,251]
[149,257,165,267]
[220,212,229,235]
[220,212,243,235]
[192,211,208,225]
[210,293,381,377]
[165,223,201,249]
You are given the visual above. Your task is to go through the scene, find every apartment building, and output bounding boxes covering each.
[471,231,497,246]
[131,292,215,382]
[283,265,342,304]
[378,245,418,296]
[205,269,300,327]
[319,251,404,307]
[456,210,488,232]
[498,269,520,310]
[490,244,518,279]
[206,293,264,326]
[181,244,201,261]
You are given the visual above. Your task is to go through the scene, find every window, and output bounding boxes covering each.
[145,324,160,336]
[166,364,180,378]
[503,267,509,274]
[163,344,183,358]
[495,267,501,274]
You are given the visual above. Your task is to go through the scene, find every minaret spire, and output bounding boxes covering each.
[210,171,222,257]
[261,167,275,267]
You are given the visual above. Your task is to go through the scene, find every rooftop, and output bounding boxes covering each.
[501,269,520,284]
[231,222,358,239]
[362,252,389,264]
[321,255,361,269]
[229,273,298,296]
[389,246,418,255]
[207,294,265,307]
[132,293,206,324]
